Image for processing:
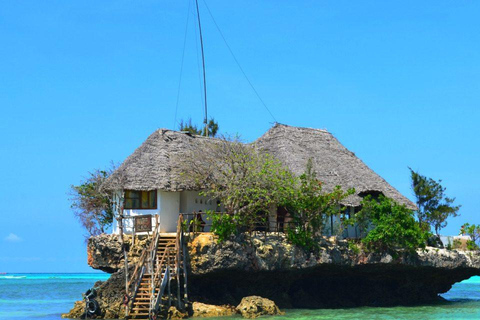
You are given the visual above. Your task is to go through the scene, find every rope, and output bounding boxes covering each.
[201,0,277,123]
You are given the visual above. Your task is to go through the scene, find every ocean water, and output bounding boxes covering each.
[1,274,480,320]
[0,273,110,320]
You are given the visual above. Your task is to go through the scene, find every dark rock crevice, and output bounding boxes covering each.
[189,265,479,308]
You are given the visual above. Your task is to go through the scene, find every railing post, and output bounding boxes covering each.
[168,249,172,308]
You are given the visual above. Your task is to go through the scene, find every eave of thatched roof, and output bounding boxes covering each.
[254,123,417,210]
[102,129,215,192]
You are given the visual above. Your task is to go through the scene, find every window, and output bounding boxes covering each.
[124,190,157,209]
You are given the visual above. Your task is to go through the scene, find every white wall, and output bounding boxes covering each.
[180,191,222,232]
[158,191,180,233]
[112,190,181,234]
[179,191,220,213]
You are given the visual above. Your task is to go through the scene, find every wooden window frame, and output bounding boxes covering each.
[124,190,157,210]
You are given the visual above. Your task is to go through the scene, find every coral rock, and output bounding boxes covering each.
[192,302,237,317]
[236,296,284,318]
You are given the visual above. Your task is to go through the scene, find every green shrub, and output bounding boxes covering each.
[209,212,238,242]
[286,227,318,251]
[452,239,462,249]
[356,195,429,253]
[348,240,361,254]
[284,159,354,251]
[460,223,480,250]
[467,240,479,251]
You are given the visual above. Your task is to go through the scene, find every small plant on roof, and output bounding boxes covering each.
[178,117,219,137]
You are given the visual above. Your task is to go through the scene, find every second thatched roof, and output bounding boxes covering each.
[255,124,415,209]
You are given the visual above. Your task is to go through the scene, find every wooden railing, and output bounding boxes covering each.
[181,212,285,233]
[176,214,189,311]
[149,243,174,318]
[126,215,161,316]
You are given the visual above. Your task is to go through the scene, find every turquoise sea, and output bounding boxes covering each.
[1,274,480,320]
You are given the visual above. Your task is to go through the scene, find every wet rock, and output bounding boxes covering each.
[63,268,127,319]
[192,302,237,317]
[62,301,84,318]
[167,306,188,319]
[236,296,284,318]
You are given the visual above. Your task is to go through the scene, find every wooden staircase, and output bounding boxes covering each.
[126,216,188,319]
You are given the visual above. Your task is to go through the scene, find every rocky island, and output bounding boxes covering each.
[64,232,480,319]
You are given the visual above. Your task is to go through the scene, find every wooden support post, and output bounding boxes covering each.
[115,191,129,319]
[168,250,172,308]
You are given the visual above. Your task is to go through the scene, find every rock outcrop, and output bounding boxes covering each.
[62,268,127,319]
[236,296,284,319]
[87,234,149,273]
[192,302,237,318]
[167,306,189,319]
[70,232,480,318]
[187,233,480,308]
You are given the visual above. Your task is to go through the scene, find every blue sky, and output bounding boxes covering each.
[1,1,479,272]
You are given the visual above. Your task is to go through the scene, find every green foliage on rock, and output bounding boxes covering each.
[179,136,295,239]
[209,212,238,242]
[70,167,114,237]
[460,223,480,250]
[348,240,361,254]
[284,159,354,250]
[355,195,430,253]
[410,168,460,235]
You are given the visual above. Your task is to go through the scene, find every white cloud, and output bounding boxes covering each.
[4,233,23,243]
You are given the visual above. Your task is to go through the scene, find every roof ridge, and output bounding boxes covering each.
[274,123,329,133]
[156,128,224,141]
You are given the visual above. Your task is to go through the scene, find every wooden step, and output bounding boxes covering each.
[136,292,159,296]
[129,313,149,318]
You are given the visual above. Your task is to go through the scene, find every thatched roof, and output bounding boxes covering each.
[254,124,416,209]
[103,129,216,192]
[104,124,416,209]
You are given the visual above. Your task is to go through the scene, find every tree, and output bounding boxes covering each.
[409,168,460,235]
[70,167,115,237]
[178,117,219,137]
[284,159,354,250]
[460,223,480,250]
[177,136,294,239]
[355,195,429,253]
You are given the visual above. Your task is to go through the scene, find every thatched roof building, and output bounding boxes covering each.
[255,124,415,209]
[104,124,415,209]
